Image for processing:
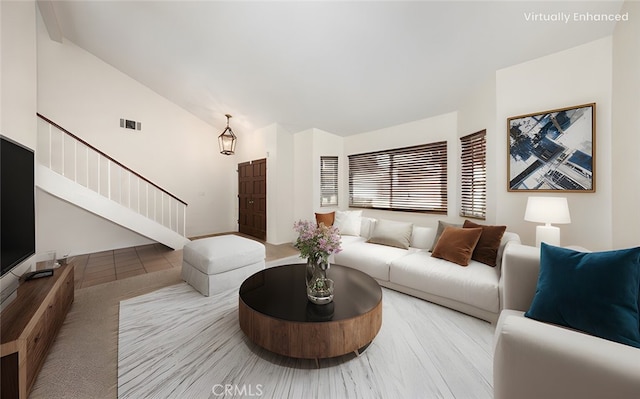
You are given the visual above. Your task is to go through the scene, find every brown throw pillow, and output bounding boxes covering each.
[463,220,507,267]
[431,226,483,266]
[315,212,335,227]
[431,220,462,250]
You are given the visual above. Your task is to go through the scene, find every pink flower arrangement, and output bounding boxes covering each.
[293,220,342,265]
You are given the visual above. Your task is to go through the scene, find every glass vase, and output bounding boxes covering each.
[306,257,334,305]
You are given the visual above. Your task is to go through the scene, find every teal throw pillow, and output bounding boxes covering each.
[525,243,640,349]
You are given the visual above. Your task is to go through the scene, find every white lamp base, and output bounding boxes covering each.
[535,225,560,247]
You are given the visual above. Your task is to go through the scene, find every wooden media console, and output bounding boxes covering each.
[1,262,74,399]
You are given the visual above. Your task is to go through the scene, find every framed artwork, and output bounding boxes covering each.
[507,103,595,192]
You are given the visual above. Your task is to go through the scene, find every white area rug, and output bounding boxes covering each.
[118,283,494,399]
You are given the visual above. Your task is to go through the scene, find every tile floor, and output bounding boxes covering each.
[72,234,300,290]
[73,243,182,289]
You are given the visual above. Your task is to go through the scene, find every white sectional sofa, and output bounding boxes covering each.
[493,244,640,399]
[330,214,521,323]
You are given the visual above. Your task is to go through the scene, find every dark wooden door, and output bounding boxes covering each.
[238,158,267,240]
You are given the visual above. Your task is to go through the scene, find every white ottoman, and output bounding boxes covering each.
[181,235,265,296]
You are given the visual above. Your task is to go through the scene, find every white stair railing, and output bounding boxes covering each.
[36,114,187,237]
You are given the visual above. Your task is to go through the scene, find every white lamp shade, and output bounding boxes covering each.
[524,197,571,224]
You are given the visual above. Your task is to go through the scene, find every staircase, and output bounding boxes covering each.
[36,114,189,250]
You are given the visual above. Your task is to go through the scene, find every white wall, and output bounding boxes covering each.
[234,123,295,244]
[612,0,640,249]
[271,127,345,246]
[36,189,153,257]
[266,124,294,244]
[0,0,38,303]
[293,129,314,225]
[235,122,268,163]
[457,75,498,223]
[342,112,459,228]
[496,37,613,250]
[36,9,237,246]
[1,1,37,150]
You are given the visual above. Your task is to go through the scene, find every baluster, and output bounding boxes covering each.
[183,205,186,236]
[118,167,122,204]
[153,189,157,222]
[61,129,65,176]
[85,145,89,188]
[73,140,77,183]
[137,176,140,213]
[107,159,112,200]
[146,183,149,218]
[48,124,52,169]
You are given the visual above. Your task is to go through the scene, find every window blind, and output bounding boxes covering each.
[320,156,338,207]
[348,142,447,213]
[460,130,487,219]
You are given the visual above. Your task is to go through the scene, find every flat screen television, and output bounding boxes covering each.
[1,135,36,277]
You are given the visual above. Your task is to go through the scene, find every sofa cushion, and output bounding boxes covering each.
[410,226,436,250]
[390,252,501,313]
[337,235,366,247]
[463,220,507,267]
[315,211,335,227]
[525,243,640,349]
[334,210,363,236]
[367,219,413,249]
[360,217,377,240]
[431,226,483,266]
[334,240,413,281]
[432,220,463,250]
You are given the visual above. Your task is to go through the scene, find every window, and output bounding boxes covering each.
[320,156,338,207]
[460,130,487,219]
[348,142,447,213]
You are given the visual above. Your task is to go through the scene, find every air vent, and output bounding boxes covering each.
[120,118,142,131]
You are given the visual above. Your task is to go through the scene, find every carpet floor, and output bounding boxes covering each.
[118,282,495,399]
[30,267,182,399]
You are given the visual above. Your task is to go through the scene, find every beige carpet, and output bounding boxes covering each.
[30,268,182,399]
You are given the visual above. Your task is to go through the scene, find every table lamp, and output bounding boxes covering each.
[524,196,571,247]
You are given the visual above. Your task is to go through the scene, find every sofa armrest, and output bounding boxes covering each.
[494,310,640,399]
[499,243,540,312]
[495,231,521,269]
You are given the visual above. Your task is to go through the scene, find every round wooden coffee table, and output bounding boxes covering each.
[238,264,382,361]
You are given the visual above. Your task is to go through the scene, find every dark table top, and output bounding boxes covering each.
[239,264,382,323]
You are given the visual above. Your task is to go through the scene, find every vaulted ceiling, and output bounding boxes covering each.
[43,1,624,136]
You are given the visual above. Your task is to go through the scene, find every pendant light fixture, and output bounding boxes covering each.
[218,114,237,155]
